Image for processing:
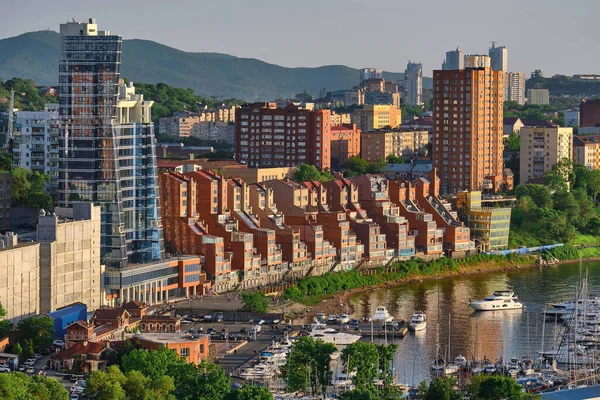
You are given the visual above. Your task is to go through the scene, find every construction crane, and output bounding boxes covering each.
[6,89,14,146]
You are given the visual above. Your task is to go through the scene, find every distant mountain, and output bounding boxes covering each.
[0,31,432,101]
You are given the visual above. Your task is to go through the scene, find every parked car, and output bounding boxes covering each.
[0,365,11,372]
[382,321,399,329]
[240,327,247,334]
[214,313,224,322]
[25,367,34,374]
[203,315,213,323]
[53,340,65,347]
[351,319,360,326]
[70,395,80,400]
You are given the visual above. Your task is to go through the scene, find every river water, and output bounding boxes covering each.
[348,260,600,385]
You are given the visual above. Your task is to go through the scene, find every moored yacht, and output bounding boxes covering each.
[372,306,394,322]
[408,312,426,331]
[469,290,524,311]
[309,323,361,345]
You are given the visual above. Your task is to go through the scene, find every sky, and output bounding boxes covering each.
[2,0,598,77]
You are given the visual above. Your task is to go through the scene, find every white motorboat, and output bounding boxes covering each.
[469,290,524,311]
[408,312,426,331]
[444,363,459,375]
[309,323,361,345]
[454,355,467,366]
[240,364,275,380]
[372,306,394,322]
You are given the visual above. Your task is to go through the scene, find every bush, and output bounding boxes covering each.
[283,254,518,303]
[241,292,270,313]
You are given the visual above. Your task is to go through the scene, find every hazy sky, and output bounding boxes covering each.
[2,0,598,77]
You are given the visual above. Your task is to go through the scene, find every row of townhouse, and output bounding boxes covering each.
[158,168,475,292]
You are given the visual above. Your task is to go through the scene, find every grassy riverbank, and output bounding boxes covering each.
[543,243,600,260]
[283,253,533,306]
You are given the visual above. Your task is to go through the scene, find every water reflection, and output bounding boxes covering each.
[348,261,600,384]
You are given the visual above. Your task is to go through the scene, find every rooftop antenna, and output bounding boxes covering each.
[490,41,496,49]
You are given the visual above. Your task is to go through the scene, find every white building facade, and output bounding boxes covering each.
[13,105,60,195]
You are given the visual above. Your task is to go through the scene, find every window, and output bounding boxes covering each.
[180,347,190,357]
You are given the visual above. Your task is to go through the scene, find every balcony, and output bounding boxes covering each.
[455,241,476,251]
[427,245,443,253]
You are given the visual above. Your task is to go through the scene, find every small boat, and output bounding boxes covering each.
[372,306,394,322]
[431,358,445,371]
[454,355,467,366]
[409,312,426,331]
[444,363,459,375]
[484,363,497,374]
[469,290,524,311]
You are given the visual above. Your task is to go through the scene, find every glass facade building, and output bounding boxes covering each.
[58,18,164,269]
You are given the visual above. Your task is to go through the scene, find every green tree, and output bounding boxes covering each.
[0,302,9,337]
[385,154,403,164]
[190,360,231,400]
[293,164,333,183]
[421,377,462,400]
[122,347,230,400]
[282,336,336,395]
[504,133,520,152]
[467,374,539,400]
[12,343,23,358]
[341,342,397,389]
[10,168,30,205]
[123,369,176,400]
[121,346,186,381]
[588,169,600,204]
[0,152,12,171]
[224,385,273,400]
[84,365,126,400]
[16,316,54,352]
[368,158,387,174]
[544,158,573,192]
[345,157,370,177]
[0,372,69,400]
[241,292,270,314]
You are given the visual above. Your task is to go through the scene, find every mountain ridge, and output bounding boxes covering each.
[0,30,432,101]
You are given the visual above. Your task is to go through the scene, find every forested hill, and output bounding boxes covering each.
[0,30,432,101]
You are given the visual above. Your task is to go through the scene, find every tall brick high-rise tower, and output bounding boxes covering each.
[432,67,507,193]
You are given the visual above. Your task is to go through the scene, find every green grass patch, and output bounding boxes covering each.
[568,233,600,246]
[283,254,528,305]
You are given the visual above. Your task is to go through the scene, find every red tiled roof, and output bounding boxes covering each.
[51,341,106,360]
[120,300,147,310]
[93,309,129,320]
[67,320,91,329]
